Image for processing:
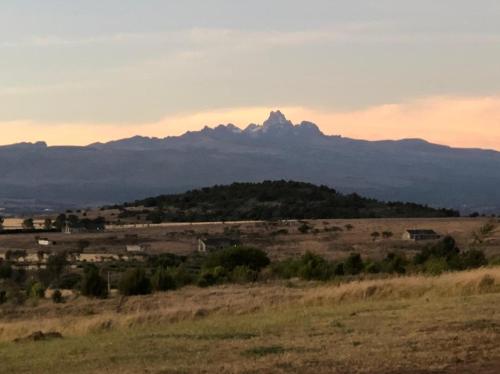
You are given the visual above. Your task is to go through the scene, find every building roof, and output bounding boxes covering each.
[406,229,438,235]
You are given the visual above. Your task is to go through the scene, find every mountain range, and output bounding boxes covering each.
[1,110,499,214]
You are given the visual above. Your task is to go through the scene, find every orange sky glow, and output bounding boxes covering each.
[2,96,500,150]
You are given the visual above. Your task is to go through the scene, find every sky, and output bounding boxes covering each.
[1,1,500,149]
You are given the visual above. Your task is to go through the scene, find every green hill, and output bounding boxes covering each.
[119,181,459,222]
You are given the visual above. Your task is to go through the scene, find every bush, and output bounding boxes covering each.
[81,266,108,298]
[46,252,69,284]
[382,231,393,239]
[119,268,151,296]
[415,236,459,265]
[381,253,407,274]
[55,272,82,290]
[424,257,449,275]
[197,271,219,288]
[169,264,193,288]
[298,252,333,281]
[0,262,12,279]
[151,267,176,292]
[231,265,258,283]
[196,266,227,288]
[364,260,381,274]
[460,249,487,270]
[333,262,345,276]
[270,258,301,279]
[29,282,45,299]
[298,223,312,234]
[415,236,486,274]
[344,253,364,275]
[52,289,63,303]
[0,290,6,304]
[204,247,270,272]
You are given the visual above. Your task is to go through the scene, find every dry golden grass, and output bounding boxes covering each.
[1,268,500,373]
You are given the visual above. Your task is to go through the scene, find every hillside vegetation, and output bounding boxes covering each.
[121,181,459,222]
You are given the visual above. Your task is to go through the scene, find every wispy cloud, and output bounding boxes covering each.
[3,22,500,51]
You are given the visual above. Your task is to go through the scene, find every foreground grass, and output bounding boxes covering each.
[2,269,500,373]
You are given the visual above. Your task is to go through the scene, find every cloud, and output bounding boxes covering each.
[3,22,500,51]
[1,96,500,150]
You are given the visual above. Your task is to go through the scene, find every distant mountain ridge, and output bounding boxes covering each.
[1,110,500,214]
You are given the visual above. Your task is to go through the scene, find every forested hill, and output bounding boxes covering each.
[121,181,460,222]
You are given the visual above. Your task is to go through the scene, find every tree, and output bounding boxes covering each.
[0,216,4,231]
[119,268,151,296]
[344,253,364,275]
[0,262,12,279]
[22,218,34,230]
[81,265,108,298]
[29,282,45,299]
[46,253,68,282]
[204,246,270,272]
[52,289,64,303]
[370,231,381,241]
[151,267,176,292]
[297,252,333,281]
[53,214,67,231]
[44,218,53,230]
[76,240,90,253]
[382,231,393,239]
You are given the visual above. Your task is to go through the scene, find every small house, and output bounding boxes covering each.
[197,237,241,253]
[126,244,150,253]
[403,229,440,241]
[37,238,55,246]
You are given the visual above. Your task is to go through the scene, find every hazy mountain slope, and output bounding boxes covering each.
[121,180,459,221]
[1,111,499,213]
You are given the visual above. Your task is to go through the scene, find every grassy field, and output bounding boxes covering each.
[1,268,500,373]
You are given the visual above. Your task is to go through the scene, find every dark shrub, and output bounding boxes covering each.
[29,282,45,299]
[298,223,312,234]
[169,264,193,288]
[52,289,63,303]
[460,249,487,270]
[151,267,176,292]
[148,253,185,269]
[381,253,407,274]
[415,236,486,273]
[0,262,12,279]
[382,231,393,239]
[344,253,364,275]
[81,265,108,298]
[197,271,219,288]
[364,261,381,274]
[415,236,459,265]
[55,272,82,290]
[46,252,68,283]
[231,265,258,283]
[270,258,301,279]
[298,252,333,281]
[0,290,6,304]
[196,266,227,287]
[333,262,345,276]
[424,257,449,275]
[119,268,151,296]
[204,246,270,272]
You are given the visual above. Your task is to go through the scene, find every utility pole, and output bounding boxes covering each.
[107,271,111,294]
